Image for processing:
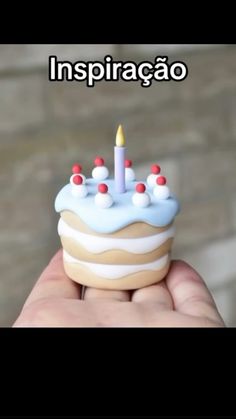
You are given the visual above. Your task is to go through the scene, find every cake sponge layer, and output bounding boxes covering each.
[61,210,172,238]
[63,254,171,290]
[60,235,173,264]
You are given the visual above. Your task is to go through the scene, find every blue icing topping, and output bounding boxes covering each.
[55,178,180,233]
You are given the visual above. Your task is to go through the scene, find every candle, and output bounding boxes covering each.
[114,124,126,193]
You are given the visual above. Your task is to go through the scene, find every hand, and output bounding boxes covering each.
[13,250,225,327]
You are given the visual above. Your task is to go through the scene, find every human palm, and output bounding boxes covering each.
[14,250,224,327]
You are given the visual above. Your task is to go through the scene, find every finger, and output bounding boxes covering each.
[83,287,131,302]
[132,280,173,311]
[23,249,81,308]
[165,260,224,323]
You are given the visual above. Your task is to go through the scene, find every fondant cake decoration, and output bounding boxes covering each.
[125,159,136,182]
[70,163,86,184]
[54,124,180,290]
[147,163,161,188]
[92,156,109,181]
[153,176,170,200]
[55,179,179,233]
[71,175,88,198]
[72,163,82,174]
[73,175,82,184]
[132,183,150,208]
[95,183,113,209]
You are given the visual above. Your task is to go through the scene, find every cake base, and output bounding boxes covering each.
[63,256,171,290]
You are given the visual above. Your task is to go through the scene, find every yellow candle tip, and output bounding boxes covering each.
[116,125,125,147]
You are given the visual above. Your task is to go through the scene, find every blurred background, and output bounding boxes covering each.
[0,44,236,326]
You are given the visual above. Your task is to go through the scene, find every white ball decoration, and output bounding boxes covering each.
[132,183,150,208]
[153,185,170,200]
[125,167,136,182]
[153,176,170,200]
[125,160,135,182]
[95,192,113,209]
[147,173,160,188]
[95,184,113,209]
[71,175,88,198]
[71,184,88,198]
[132,192,150,208]
[146,164,161,188]
[92,166,109,181]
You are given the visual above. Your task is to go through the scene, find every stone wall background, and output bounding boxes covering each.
[0,44,236,326]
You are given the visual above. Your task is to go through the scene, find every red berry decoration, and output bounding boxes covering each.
[151,164,161,175]
[125,159,132,168]
[94,156,104,166]
[73,175,83,185]
[98,183,108,194]
[136,183,146,193]
[72,163,82,174]
[156,176,166,185]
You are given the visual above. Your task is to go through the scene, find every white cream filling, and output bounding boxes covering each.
[58,218,175,254]
[63,250,169,279]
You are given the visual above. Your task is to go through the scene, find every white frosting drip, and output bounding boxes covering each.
[132,192,151,208]
[70,174,86,185]
[146,173,160,188]
[153,185,170,200]
[63,250,169,279]
[95,192,113,209]
[71,184,88,198]
[58,218,175,254]
[125,167,136,182]
[92,166,109,181]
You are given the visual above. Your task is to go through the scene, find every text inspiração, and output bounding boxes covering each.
[48,55,188,87]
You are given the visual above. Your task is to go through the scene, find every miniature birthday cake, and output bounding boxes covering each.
[54,125,180,290]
